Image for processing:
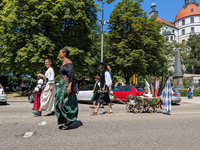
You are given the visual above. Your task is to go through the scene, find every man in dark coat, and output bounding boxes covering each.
[90,62,113,114]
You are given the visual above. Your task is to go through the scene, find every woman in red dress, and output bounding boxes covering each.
[32,73,44,110]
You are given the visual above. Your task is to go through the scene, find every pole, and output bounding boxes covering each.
[101,0,104,62]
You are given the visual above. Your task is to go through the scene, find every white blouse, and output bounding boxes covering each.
[34,79,44,92]
[45,67,55,84]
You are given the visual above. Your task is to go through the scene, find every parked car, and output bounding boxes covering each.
[113,86,145,101]
[0,84,7,105]
[77,84,114,102]
[28,84,57,103]
[172,88,181,104]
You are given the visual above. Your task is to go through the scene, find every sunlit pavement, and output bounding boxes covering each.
[0,97,200,150]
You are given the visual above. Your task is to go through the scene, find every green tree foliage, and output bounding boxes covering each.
[0,0,98,77]
[105,0,167,83]
[186,34,200,74]
[163,39,188,74]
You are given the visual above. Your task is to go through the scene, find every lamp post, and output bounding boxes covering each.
[98,0,115,62]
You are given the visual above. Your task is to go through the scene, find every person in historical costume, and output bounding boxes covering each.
[32,59,56,116]
[54,48,78,130]
[90,62,113,115]
[90,76,101,108]
[188,86,193,99]
[32,73,44,110]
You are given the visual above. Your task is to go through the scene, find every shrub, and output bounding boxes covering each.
[178,89,200,97]
[55,75,61,83]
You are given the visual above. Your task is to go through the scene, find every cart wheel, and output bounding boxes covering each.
[126,105,131,112]
[153,106,158,113]
[144,106,149,112]
[134,102,144,114]
[149,106,154,113]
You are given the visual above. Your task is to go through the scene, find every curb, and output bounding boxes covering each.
[7,99,29,102]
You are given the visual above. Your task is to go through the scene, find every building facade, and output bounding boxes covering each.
[150,0,200,44]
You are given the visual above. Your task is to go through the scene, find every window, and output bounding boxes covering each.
[182,19,185,25]
[182,29,185,35]
[182,39,185,45]
[191,8,194,12]
[191,17,194,23]
[191,27,194,33]
[170,36,173,41]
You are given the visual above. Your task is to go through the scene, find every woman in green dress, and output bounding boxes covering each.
[55,48,78,130]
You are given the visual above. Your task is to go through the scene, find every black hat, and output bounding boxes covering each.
[99,62,107,67]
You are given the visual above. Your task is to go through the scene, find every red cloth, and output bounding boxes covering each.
[188,88,191,91]
[33,89,42,110]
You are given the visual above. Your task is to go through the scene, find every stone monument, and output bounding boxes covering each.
[173,50,184,89]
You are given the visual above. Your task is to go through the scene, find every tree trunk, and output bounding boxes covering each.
[125,76,130,84]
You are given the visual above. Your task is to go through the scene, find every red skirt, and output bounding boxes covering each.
[33,90,42,110]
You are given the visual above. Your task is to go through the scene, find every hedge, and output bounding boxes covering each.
[0,76,37,92]
[177,89,200,97]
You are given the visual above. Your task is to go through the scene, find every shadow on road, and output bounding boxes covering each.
[70,120,83,129]
[0,102,10,106]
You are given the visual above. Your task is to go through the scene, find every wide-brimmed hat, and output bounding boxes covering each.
[99,62,107,67]
[37,73,44,79]
[94,76,100,79]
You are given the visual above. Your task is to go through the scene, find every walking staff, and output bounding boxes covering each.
[91,62,113,114]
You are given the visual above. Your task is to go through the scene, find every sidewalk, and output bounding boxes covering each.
[180,97,200,105]
[7,99,28,102]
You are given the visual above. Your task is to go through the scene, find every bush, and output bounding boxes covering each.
[178,89,200,97]
[7,77,37,92]
[183,78,189,88]
[55,75,61,83]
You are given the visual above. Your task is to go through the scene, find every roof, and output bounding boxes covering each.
[175,4,200,21]
[184,74,200,77]
[156,17,177,29]
[163,28,174,35]
[151,2,156,7]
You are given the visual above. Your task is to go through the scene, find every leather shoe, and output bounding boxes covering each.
[90,110,97,114]
[105,111,113,114]
[47,111,55,116]
[32,111,41,116]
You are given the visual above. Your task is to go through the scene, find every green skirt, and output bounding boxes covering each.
[91,92,100,101]
[54,79,78,125]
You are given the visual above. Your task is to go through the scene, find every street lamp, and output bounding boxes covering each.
[97,0,115,62]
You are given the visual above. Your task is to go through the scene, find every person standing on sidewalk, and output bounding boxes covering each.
[90,62,113,114]
[32,59,56,116]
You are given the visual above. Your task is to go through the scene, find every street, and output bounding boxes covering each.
[0,97,200,150]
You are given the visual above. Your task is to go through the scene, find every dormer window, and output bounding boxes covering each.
[191,8,194,12]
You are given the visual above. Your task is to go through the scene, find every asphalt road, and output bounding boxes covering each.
[0,98,200,150]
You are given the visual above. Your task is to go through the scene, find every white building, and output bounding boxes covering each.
[150,0,200,44]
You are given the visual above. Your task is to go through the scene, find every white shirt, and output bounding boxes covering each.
[34,79,44,92]
[45,68,55,83]
[105,71,112,89]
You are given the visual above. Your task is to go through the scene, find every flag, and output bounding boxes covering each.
[158,76,165,96]
[145,79,150,93]
[154,75,159,97]
[132,73,137,85]
[149,75,154,96]
[160,76,172,114]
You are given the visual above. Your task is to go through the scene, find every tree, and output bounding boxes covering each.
[186,34,200,74]
[163,39,188,74]
[0,0,98,77]
[105,0,167,83]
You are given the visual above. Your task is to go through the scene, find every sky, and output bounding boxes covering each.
[95,0,198,31]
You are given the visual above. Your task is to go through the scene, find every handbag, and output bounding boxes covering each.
[62,75,78,94]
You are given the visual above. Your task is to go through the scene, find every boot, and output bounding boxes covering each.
[32,110,41,116]
[47,111,55,116]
